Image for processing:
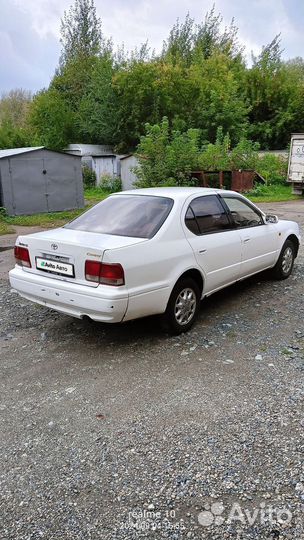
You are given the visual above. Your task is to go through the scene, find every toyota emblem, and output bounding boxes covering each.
[51,243,58,251]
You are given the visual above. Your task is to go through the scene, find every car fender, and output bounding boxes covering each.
[165,261,206,299]
[275,220,301,258]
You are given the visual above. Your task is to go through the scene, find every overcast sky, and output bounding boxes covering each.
[0,0,303,94]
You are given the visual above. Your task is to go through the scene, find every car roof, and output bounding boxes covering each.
[114,187,238,200]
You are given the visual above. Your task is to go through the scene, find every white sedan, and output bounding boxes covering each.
[9,187,300,334]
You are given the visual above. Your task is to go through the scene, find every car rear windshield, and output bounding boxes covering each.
[65,195,174,238]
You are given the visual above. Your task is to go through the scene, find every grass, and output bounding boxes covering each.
[0,216,14,235]
[246,184,301,203]
[83,187,111,201]
[0,188,111,235]
[4,208,87,230]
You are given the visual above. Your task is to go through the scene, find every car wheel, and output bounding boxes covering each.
[271,239,296,280]
[161,278,201,335]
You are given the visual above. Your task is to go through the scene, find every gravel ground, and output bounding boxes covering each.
[0,201,303,540]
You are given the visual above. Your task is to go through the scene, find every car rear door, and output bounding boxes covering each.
[182,194,242,294]
[220,195,279,277]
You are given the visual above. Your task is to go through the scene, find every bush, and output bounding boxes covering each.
[255,154,288,185]
[246,184,268,197]
[82,165,96,188]
[134,117,201,188]
[199,130,260,171]
[133,119,289,190]
[98,173,121,192]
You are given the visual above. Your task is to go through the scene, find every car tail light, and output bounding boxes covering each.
[85,261,124,286]
[100,263,125,286]
[85,260,101,283]
[14,246,31,268]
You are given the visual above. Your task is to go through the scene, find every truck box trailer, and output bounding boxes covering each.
[287,134,304,195]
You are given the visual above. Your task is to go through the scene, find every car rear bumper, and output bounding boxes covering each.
[9,267,128,323]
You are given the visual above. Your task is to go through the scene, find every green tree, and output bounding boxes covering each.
[113,51,247,151]
[12,3,304,154]
[0,89,33,149]
[161,13,195,66]
[0,89,32,128]
[113,60,162,151]
[194,7,243,61]
[187,52,248,144]
[78,55,118,144]
[59,0,103,65]
[162,7,243,66]
[245,35,304,148]
[52,55,99,112]
[26,0,114,149]
[0,121,32,149]
[31,0,114,148]
[29,89,76,150]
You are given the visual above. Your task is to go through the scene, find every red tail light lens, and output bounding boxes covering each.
[85,260,101,283]
[100,263,125,286]
[85,261,124,286]
[14,246,31,268]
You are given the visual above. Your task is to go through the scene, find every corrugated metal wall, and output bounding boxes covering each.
[121,156,139,190]
[93,156,118,183]
[0,149,84,216]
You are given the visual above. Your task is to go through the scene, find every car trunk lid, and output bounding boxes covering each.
[16,227,147,288]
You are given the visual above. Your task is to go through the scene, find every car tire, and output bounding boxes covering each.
[271,239,296,280]
[161,278,201,335]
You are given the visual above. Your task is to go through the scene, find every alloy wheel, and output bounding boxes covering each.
[174,288,197,326]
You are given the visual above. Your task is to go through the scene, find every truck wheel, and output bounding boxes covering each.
[161,278,201,335]
[271,239,296,280]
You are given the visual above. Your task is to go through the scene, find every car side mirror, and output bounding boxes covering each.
[265,214,279,224]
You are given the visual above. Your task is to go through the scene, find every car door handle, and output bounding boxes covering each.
[199,249,207,253]
[243,238,251,243]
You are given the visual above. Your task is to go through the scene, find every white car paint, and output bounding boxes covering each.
[9,187,300,325]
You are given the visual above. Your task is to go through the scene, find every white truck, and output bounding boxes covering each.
[288,133,304,195]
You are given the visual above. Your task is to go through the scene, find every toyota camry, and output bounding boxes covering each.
[9,187,300,334]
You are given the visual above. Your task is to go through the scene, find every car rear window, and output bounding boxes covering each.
[65,195,174,238]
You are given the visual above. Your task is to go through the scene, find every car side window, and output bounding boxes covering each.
[185,195,230,235]
[222,197,263,228]
[185,207,200,235]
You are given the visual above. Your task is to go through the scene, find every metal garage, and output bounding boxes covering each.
[0,147,84,216]
[120,154,139,190]
[65,143,120,183]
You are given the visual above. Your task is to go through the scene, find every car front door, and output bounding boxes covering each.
[220,195,279,277]
[182,194,242,295]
